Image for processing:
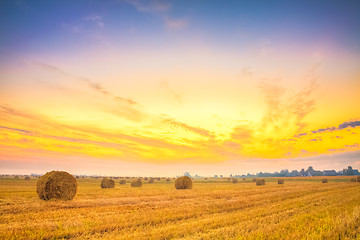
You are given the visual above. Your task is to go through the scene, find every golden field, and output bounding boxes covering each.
[0,176,359,239]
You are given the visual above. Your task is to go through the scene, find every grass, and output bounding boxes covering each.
[0,176,359,239]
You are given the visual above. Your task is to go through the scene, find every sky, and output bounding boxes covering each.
[0,0,360,176]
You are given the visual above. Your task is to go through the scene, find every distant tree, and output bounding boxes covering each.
[184,172,191,177]
[343,166,354,176]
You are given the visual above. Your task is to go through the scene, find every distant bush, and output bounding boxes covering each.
[24,176,30,181]
[322,179,328,183]
[232,179,238,183]
[278,180,284,184]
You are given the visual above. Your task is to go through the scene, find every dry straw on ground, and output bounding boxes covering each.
[322,179,328,183]
[232,179,238,183]
[119,180,126,185]
[101,178,115,188]
[36,171,77,200]
[278,179,284,184]
[256,179,265,186]
[131,179,142,187]
[24,176,30,181]
[175,176,193,189]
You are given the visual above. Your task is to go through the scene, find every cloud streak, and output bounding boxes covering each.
[35,62,140,106]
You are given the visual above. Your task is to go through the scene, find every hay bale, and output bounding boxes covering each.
[242,178,246,181]
[75,176,79,179]
[24,176,30,181]
[175,176,192,189]
[232,179,238,183]
[357,176,360,182]
[350,178,356,182]
[119,179,126,185]
[36,171,77,200]
[322,179,328,183]
[148,178,154,183]
[278,179,284,184]
[101,178,115,188]
[256,179,265,186]
[14,175,19,179]
[166,178,171,182]
[131,179,142,187]
[252,178,257,182]
[204,178,208,180]
[144,177,148,181]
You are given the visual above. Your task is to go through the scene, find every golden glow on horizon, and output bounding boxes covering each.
[0,47,359,165]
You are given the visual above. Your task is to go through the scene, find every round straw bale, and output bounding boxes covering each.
[322,179,328,183]
[148,178,154,183]
[252,178,257,182]
[24,176,30,181]
[36,171,77,200]
[350,178,356,182]
[256,179,265,186]
[131,179,142,187]
[232,179,238,183]
[119,179,126,184]
[144,177,148,181]
[278,179,284,184]
[101,178,115,188]
[166,178,171,182]
[175,176,193,189]
[357,176,360,182]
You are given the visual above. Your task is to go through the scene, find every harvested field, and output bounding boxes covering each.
[0,176,359,239]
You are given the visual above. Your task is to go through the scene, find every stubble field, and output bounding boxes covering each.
[1,176,359,239]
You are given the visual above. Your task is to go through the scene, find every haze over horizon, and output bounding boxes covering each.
[1,0,360,176]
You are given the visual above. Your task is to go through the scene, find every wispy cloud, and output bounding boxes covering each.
[125,0,188,30]
[339,121,360,129]
[295,120,360,138]
[84,14,104,28]
[162,118,213,138]
[159,80,182,103]
[258,63,320,135]
[163,16,188,30]
[125,0,171,12]
[35,62,140,106]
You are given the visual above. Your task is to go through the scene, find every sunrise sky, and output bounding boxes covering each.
[1,0,360,176]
